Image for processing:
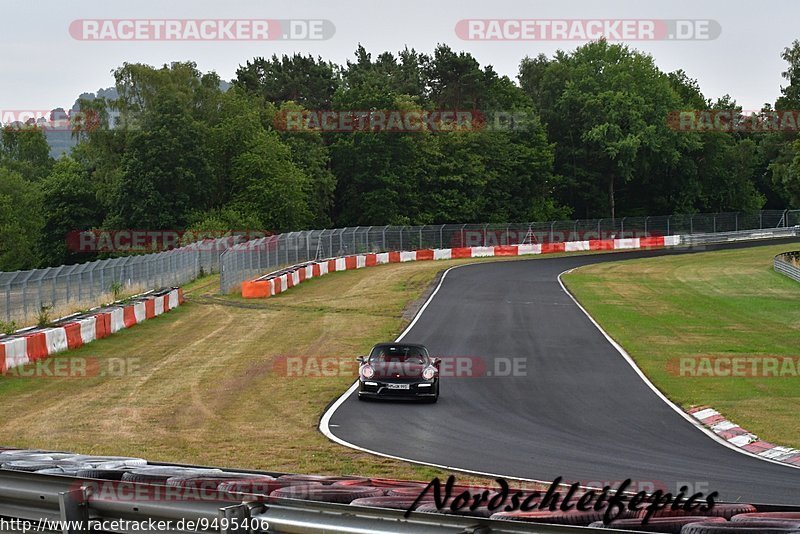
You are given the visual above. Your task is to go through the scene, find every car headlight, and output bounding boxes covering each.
[361,365,374,379]
[422,366,436,380]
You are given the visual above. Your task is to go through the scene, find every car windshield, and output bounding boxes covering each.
[368,346,427,365]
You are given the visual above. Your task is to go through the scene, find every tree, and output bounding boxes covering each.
[235,54,339,110]
[0,168,42,270]
[520,41,698,218]
[112,92,214,229]
[1,126,53,181]
[38,157,103,266]
[228,130,312,232]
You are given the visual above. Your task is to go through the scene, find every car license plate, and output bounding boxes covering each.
[386,383,410,390]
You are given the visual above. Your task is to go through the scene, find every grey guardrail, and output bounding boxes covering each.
[678,225,799,247]
[775,250,800,283]
[0,469,637,534]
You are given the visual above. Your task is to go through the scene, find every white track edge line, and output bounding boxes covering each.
[557,267,800,472]
[318,263,564,485]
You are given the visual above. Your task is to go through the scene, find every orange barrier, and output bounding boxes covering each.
[123,306,137,328]
[25,332,48,362]
[242,280,271,298]
[493,246,519,257]
[64,323,83,350]
[416,249,435,261]
[541,242,566,254]
[589,239,615,251]
[639,236,665,248]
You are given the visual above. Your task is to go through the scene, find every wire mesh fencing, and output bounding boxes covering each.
[219,209,800,293]
[0,238,235,325]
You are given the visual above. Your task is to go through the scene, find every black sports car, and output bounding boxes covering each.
[357,343,439,402]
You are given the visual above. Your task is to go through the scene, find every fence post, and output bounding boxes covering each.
[4,279,10,322]
[439,225,445,249]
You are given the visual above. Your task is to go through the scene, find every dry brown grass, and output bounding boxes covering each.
[0,258,514,484]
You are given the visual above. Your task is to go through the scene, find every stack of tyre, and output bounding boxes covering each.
[2,450,799,533]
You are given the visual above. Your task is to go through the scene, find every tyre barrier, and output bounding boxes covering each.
[417,499,504,518]
[644,504,758,520]
[681,520,800,533]
[269,484,384,503]
[1,460,94,472]
[490,508,641,526]
[0,288,184,376]
[334,477,430,489]
[588,517,728,533]
[240,236,682,299]
[689,406,800,468]
[349,495,436,510]
[278,473,371,485]
[218,478,322,498]
[3,447,800,533]
[732,513,800,522]
[121,466,223,485]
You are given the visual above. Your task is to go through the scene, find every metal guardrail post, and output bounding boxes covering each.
[59,487,90,534]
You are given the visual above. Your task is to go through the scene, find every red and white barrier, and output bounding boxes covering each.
[241,235,682,299]
[0,288,184,375]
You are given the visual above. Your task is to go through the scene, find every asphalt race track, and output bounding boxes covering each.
[325,238,800,504]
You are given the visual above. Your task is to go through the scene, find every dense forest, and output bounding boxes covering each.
[2,40,800,271]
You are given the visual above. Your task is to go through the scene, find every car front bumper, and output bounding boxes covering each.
[358,379,438,399]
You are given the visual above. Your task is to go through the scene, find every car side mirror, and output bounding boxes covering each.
[356,356,366,364]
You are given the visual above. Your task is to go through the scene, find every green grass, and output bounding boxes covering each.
[562,243,800,447]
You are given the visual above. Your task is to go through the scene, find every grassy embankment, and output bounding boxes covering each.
[563,243,800,447]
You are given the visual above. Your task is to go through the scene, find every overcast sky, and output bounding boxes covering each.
[2,0,798,112]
